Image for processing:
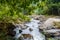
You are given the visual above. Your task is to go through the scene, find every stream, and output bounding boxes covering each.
[14,18,45,40]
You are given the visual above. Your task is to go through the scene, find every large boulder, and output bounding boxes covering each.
[40,18,60,29]
[39,18,60,38]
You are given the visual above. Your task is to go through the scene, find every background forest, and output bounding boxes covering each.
[0,0,60,23]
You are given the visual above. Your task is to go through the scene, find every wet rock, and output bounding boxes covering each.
[29,28,33,32]
[43,29,60,33]
[19,30,22,33]
[19,34,33,40]
[45,33,55,38]
[22,34,33,39]
[7,23,16,37]
[30,15,46,22]
[8,31,16,37]
[15,24,28,30]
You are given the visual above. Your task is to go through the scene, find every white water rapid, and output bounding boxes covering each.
[14,18,45,40]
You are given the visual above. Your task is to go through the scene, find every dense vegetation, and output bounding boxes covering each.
[0,0,60,23]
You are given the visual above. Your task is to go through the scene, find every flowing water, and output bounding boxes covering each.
[14,18,45,40]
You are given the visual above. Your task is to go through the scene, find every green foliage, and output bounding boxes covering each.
[0,0,31,23]
[32,0,60,15]
[0,0,60,23]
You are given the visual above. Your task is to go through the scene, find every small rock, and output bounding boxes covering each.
[29,28,33,32]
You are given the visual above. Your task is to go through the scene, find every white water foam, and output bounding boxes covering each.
[14,18,45,40]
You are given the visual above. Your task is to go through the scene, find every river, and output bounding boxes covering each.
[14,18,45,40]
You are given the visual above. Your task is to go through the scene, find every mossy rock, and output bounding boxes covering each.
[53,22,60,29]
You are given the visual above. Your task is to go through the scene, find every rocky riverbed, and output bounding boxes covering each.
[0,15,60,40]
[13,17,45,40]
[13,15,60,40]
